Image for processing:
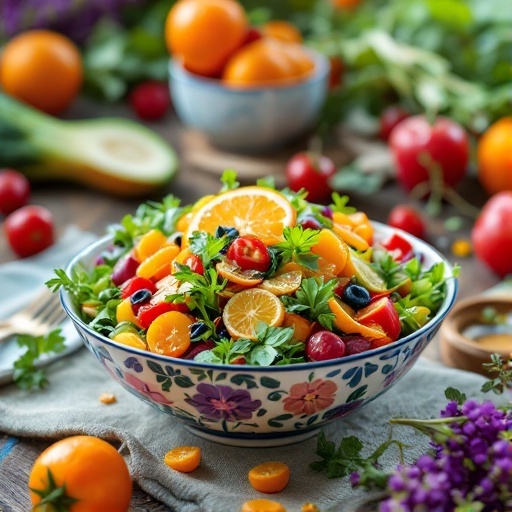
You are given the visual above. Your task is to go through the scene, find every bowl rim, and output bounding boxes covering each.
[168,47,330,93]
[61,221,458,372]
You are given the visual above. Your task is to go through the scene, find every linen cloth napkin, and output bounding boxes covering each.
[0,227,497,512]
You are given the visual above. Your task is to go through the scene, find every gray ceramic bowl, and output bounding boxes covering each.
[169,48,329,153]
[61,224,458,447]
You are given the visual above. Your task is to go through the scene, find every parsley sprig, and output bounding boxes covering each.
[196,322,305,366]
[13,329,66,390]
[282,277,336,330]
[275,226,320,271]
[189,231,228,267]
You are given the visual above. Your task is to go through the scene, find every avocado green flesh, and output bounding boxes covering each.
[0,93,179,195]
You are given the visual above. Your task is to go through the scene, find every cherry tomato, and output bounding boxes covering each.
[355,297,401,342]
[285,152,336,203]
[137,300,189,330]
[389,115,469,194]
[28,435,132,512]
[226,236,271,272]
[4,205,54,258]
[243,27,263,46]
[471,191,512,276]
[306,330,346,361]
[380,232,414,262]
[129,80,171,121]
[328,56,344,90]
[387,205,426,239]
[182,253,205,275]
[378,105,410,141]
[0,168,31,215]
[120,276,157,299]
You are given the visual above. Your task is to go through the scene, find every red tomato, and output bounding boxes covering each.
[381,232,414,262]
[137,301,189,330]
[355,297,401,342]
[306,330,346,361]
[387,205,426,239]
[0,168,31,215]
[389,115,469,194]
[120,276,157,299]
[226,236,271,272]
[378,105,410,141]
[129,80,171,121]
[182,253,205,275]
[471,191,512,276]
[285,152,336,203]
[4,205,54,258]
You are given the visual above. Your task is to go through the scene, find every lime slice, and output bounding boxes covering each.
[350,252,388,293]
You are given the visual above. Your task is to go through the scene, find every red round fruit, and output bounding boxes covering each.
[471,191,512,277]
[129,80,171,121]
[343,335,372,356]
[378,105,409,141]
[306,330,346,361]
[0,169,31,215]
[285,152,336,203]
[389,115,469,194]
[387,205,426,239]
[226,236,270,272]
[355,297,401,341]
[4,205,54,258]
[243,27,263,46]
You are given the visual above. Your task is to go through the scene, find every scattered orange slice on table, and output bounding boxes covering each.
[259,270,302,295]
[328,297,391,343]
[248,461,290,493]
[146,311,193,357]
[164,445,201,473]
[222,288,285,340]
[241,499,287,512]
[185,186,296,246]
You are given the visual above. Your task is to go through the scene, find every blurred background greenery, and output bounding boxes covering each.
[1,0,511,133]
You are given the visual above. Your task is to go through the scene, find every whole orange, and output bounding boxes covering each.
[28,435,132,512]
[165,0,248,77]
[0,30,82,115]
[477,117,512,196]
[260,20,303,43]
[280,42,315,78]
[222,39,302,87]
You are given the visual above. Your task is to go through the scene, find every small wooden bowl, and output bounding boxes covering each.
[440,295,512,375]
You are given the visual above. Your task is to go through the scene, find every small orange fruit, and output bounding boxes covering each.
[146,311,193,357]
[165,0,247,76]
[222,288,285,340]
[164,445,201,473]
[260,20,303,43]
[186,186,296,245]
[241,499,287,512]
[248,461,290,493]
[0,29,82,115]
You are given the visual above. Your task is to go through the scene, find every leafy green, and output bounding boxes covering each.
[189,232,228,267]
[220,169,240,191]
[282,277,336,329]
[195,322,305,365]
[445,387,467,405]
[329,193,357,214]
[481,353,512,395]
[13,329,66,390]
[275,226,320,271]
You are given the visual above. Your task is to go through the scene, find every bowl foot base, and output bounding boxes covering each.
[184,425,320,448]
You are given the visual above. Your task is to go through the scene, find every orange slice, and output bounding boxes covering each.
[146,311,193,357]
[216,260,264,287]
[248,461,290,493]
[311,229,349,275]
[164,446,201,473]
[222,288,285,340]
[185,187,296,246]
[328,297,391,342]
[259,270,302,295]
[332,223,369,252]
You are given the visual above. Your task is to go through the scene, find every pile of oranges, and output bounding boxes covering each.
[165,0,316,87]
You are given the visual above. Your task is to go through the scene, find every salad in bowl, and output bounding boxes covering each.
[52,172,458,446]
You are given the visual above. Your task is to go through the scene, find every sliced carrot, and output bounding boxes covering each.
[135,229,168,261]
[241,499,287,512]
[113,332,147,350]
[248,462,290,493]
[282,312,312,342]
[328,297,391,342]
[164,445,201,473]
[146,311,193,357]
[136,244,180,281]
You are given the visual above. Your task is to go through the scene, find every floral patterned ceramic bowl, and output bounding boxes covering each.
[61,225,457,448]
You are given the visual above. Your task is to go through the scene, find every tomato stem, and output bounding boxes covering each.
[31,468,78,512]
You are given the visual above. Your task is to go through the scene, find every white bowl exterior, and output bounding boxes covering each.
[169,51,329,153]
[62,224,457,445]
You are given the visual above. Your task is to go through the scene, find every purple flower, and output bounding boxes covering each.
[185,383,262,422]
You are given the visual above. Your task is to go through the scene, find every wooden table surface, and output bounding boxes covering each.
[0,99,500,511]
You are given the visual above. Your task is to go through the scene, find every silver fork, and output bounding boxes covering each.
[0,288,67,342]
